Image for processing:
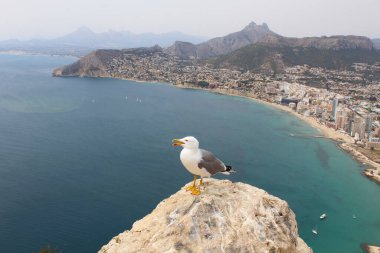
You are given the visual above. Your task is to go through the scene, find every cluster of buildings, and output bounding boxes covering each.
[103,48,380,149]
[272,82,380,149]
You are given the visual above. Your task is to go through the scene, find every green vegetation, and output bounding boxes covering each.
[197,81,209,87]
[209,44,380,71]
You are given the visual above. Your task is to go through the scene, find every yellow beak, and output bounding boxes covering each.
[172,138,185,147]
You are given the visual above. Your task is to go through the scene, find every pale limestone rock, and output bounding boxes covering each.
[99,179,312,253]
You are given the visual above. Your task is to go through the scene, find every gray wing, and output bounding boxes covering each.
[198,149,226,175]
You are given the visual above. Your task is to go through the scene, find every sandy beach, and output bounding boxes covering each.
[175,84,380,184]
[91,79,380,184]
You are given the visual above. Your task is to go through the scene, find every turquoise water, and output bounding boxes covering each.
[0,54,379,253]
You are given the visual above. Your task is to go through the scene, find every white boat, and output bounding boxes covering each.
[320,213,327,220]
[312,224,318,235]
[353,214,356,219]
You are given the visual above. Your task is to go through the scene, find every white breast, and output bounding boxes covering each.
[180,148,211,177]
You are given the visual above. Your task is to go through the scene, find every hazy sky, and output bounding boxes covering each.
[1,0,379,40]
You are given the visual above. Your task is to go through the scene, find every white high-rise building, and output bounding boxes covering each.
[365,114,374,134]
[332,98,339,121]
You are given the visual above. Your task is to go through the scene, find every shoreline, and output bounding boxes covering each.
[53,74,380,184]
[174,83,380,184]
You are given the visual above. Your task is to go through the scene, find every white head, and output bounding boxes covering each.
[172,136,199,150]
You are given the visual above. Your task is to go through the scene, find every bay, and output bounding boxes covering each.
[0,54,379,253]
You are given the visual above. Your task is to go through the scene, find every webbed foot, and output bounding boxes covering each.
[185,184,197,191]
[191,188,201,195]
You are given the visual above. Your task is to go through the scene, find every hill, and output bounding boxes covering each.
[208,43,380,73]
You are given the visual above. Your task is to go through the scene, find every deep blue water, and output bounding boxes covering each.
[0,54,379,253]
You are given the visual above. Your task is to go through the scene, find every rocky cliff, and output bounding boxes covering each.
[99,179,312,253]
[259,34,374,51]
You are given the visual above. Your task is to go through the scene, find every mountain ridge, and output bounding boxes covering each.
[208,43,380,73]
[165,22,375,60]
[52,21,379,77]
[165,22,275,59]
[257,33,374,50]
[0,27,207,56]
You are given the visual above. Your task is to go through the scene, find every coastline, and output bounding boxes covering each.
[361,244,380,253]
[174,83,380,184]
[52,73,380,184]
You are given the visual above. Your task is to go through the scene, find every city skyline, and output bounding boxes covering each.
[1,0,380,41]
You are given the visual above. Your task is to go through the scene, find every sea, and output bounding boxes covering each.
[0,54,379,253]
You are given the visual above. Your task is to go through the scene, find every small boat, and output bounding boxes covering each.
[353,214,356,219]
[312,224,318,235]
[320,213,327,220]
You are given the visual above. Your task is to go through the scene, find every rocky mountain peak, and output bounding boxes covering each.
[99,179,312,253]
[166,21,274,59]
[243,21,270,32]
[243,21,257,29]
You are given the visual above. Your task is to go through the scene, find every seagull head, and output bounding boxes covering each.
[172,136,199,149]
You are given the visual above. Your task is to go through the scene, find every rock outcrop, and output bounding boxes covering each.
[361,244,380,253]
[99,179,312,253]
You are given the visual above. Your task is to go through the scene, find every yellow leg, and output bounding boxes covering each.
[191,177,203,195]
[186,175,197,191]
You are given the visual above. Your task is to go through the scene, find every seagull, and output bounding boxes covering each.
[172,136,235,195]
